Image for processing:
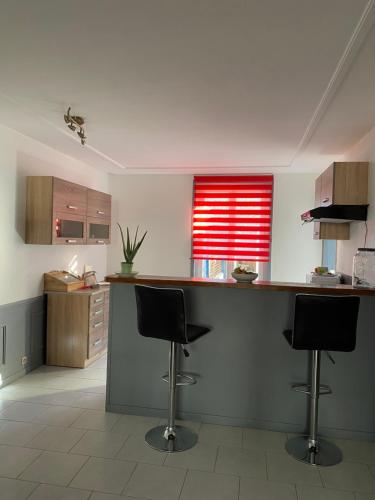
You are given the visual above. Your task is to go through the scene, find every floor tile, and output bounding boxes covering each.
[32,405,85,427]
[0,421,45,446]
[243,427,287,452]
[0,477,38,499]
[90,494,138,500]
[321,461,375,493]
[0,385,59,404]
[164,441,218,471]
[111,414,160,435]
[199,423,243,447]
[28,483,91,500]
[27,425,86,452]
[116,434,166,464]
[356,494,375,500]
[70,409,120,431]
[332,438,375,464]
[0,400,15,411]
[70,456,136,494]
[267,451,322,486]
[215,445,267,479]
[125,463,186,500]
[0,444,41,478]
[20,451,88,486]
[180,469,239,500]
[70,430,128,458]
[0,401,46,422]
[240,477,297,500]
[65,367,107,381]
[297,484,355,500]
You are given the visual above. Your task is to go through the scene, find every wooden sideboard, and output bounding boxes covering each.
[25,176,111,245]
[46,286,109,368]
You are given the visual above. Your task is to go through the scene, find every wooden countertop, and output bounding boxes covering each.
[105,275,375,296]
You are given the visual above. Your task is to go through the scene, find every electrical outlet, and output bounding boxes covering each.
[21,356,28,366]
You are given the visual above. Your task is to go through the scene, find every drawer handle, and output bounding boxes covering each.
[67,205,77,210]
[96,240,104,244]
[66,239,77,244]
[94,309,103,315]
[322,197,329,203]
[93,321,103,328]
[94,297,103,304]
[97,210,105,215]
[93,338,103,346]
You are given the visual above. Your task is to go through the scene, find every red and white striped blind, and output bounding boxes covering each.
[192,175,273,262]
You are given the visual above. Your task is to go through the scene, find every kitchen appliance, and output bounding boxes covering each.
[301,205,368,223]
[353,248,375,289]
[306,272,341,285]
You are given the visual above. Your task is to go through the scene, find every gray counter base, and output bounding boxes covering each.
[106,283,375,442]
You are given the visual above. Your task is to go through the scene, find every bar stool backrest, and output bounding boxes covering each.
[135,285,188,344]
[292,294,360,351]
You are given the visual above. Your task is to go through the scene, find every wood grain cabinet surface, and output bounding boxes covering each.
[313,162,368,240]
[25,176,111,245]
[46,287,109,368]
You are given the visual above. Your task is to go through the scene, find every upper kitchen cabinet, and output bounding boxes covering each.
[86,189,112,245]
[316,162,368,207]
[25,177,111,245]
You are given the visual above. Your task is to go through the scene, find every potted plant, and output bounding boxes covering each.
[117,223,147,275]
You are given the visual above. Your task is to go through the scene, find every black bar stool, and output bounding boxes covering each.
[283,294,360,466]
[134,284,210,452]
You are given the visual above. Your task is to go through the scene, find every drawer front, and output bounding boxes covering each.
[86,217,111,245]
[90,316,105,333]
[90,292,105,307]
[90,304,105,323]
[87,189,111,219]
[88,330,106,358]
[53,178,87,216]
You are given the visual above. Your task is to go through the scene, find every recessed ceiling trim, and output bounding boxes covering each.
[290,0,375,167]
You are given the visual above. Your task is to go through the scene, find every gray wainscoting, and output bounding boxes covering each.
[106,283,375,441]
[0,295,45,387]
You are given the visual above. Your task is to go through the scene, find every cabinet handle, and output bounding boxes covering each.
[322,197,329,203]
[67,205,77,210]
[2,325,6,364]
[93,321,103,328]
[94,297,103,304]
[93,338,103,346]
[94,309,103,315]
[66,239,77,244]
[96,240,104,244]
[97,210,105,215]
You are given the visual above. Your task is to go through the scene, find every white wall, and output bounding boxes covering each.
[271,173,321,282]
[107,173,320,282]
[336,125,375,275]
[0,124,109,305]
[107,175,193,277]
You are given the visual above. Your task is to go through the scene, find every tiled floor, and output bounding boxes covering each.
[0,357,374,499]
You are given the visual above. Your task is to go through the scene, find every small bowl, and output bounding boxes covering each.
[231,272,258,283]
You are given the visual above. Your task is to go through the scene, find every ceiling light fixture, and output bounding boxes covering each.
[64,107,87,145]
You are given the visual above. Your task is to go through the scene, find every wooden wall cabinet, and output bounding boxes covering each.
[46,288,109,368]
[313,162,368,240]
[26,177,111,245]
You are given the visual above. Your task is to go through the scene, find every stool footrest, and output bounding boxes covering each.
[162,373,197,386]
[291,383,332,395]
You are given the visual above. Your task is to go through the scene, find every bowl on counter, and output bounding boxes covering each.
[231,271,258,283]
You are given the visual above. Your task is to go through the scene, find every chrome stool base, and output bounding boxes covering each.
[285,435,342,466]
[145,425,198,453]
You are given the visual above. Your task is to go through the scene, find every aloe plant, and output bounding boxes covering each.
[117,223,147,264]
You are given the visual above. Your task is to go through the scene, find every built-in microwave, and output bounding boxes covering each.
[53,213,86,245]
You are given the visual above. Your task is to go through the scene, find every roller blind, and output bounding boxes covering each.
[192,175,273,262]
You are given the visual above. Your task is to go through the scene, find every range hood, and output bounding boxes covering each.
[301,205,368,223]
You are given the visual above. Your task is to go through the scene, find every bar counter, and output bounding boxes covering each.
[105,274,375,440]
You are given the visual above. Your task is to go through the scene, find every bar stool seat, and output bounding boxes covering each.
[284,293,360,467]
[135,284,210,453]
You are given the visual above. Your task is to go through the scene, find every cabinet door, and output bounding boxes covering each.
[53,178,87,216]
[52,212,86,245]
[86,217,111,245]
[320,165,334,206]
[87,189,111,219]
[314,222,350,240]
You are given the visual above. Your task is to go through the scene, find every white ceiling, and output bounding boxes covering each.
[0,0,375,174]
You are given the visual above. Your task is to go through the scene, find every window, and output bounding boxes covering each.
[192,175,273,279]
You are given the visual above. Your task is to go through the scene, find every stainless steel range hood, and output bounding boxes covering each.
[301,205,368,223]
